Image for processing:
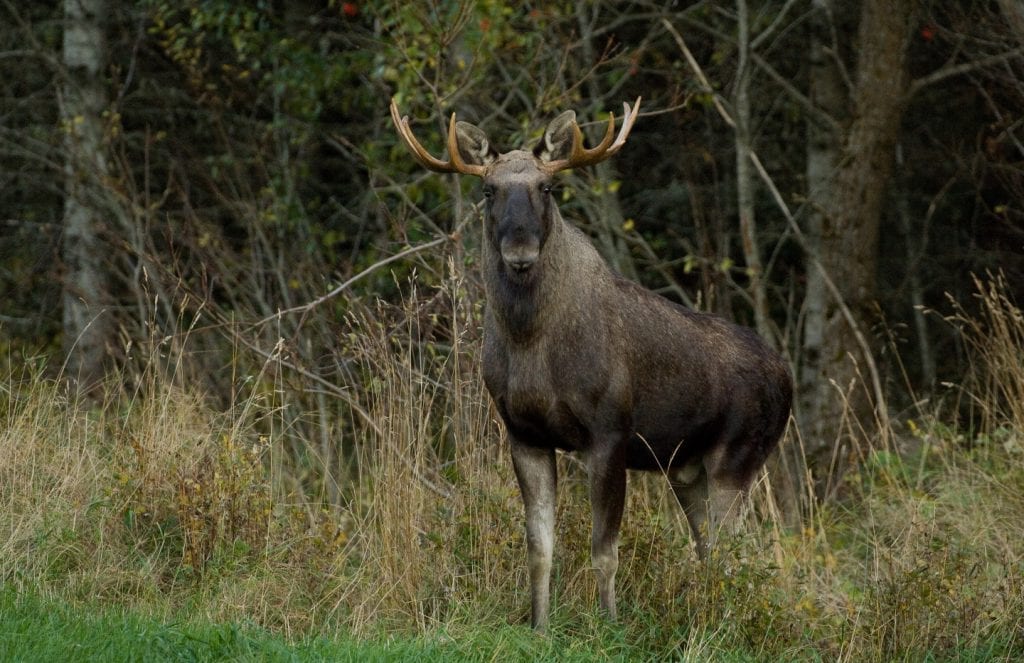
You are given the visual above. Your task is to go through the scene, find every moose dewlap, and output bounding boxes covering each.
[390,97,793,631]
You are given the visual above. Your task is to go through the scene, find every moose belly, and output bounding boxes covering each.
[624,405,725,471]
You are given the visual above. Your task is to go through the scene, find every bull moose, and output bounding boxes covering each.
[390,97,793,631]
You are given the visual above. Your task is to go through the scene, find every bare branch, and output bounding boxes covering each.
[250,233,454,329]
[669,13,840,133]
[909,47,1024,98]
[751,0,802,51]
[661,19,736,129]
[752,52,841,134]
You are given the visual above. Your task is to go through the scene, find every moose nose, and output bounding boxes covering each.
[500,236,540,273]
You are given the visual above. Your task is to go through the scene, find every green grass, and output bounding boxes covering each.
[3,586,1017,662]
[1,587,330,662]
[0,587,555,662]
[0,587,761,662]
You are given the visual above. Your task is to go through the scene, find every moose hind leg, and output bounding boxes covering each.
[669,461,711,558]
[587,445,627,620]
[702,445,751,550]
[510,440,557,631]
[704,478,745,550]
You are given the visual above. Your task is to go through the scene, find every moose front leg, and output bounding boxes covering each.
[510,439,557,631]
[587,443,627,621]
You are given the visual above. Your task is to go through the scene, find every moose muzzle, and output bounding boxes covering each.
[500,235,540,273]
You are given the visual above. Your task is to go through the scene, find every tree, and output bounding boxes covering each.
[799,0,916,485]
[732,0,771,342]
[61,0,110,389]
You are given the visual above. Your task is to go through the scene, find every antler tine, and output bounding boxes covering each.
[543,97,642,173]
[390,98,452,173]
[609,97,642,155]
[389,98,486,176]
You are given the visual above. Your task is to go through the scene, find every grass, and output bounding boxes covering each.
[0,587,566,662]
[2,276,1024,660]
[1,587,328,662]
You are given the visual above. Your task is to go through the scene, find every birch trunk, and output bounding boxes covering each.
[62,0,110,389]
[800,0,915,486]
[799,0,846,474]
[734,0,771,341]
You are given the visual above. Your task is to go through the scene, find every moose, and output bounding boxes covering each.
[390,97,793,631]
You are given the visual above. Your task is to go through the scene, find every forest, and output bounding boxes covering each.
[2,1,1024,659]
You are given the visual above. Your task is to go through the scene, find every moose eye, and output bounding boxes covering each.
[482,185,495,199]
[541,183,554,196]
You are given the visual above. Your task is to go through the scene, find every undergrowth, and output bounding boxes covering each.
[2,276,1023,660]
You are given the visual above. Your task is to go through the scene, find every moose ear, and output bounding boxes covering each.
[455,121,497,166]
[535,110,577,162]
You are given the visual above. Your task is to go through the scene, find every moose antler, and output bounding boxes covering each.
[389,98,487,177]
[541,97,642,174]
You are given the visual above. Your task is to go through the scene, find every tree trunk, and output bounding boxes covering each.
[799,0,916,488]
[576,0,638,280]
[799,0,847,477]
[734,0,771,341]
[62,0,110,389]
[895,143,936,387]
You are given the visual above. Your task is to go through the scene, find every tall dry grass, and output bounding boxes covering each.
[1,368,103,590]
[2,274,1023,658]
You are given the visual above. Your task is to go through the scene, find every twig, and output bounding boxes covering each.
[670,10,840,134]
[908,47,1024,98]
[251,233,451,330]
[750,0,802,51]
[746,150,888,426]
[662,19,737,129]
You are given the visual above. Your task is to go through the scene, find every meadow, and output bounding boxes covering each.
[2,276,1023,661]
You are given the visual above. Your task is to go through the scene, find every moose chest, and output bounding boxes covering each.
[482,331,619,452]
